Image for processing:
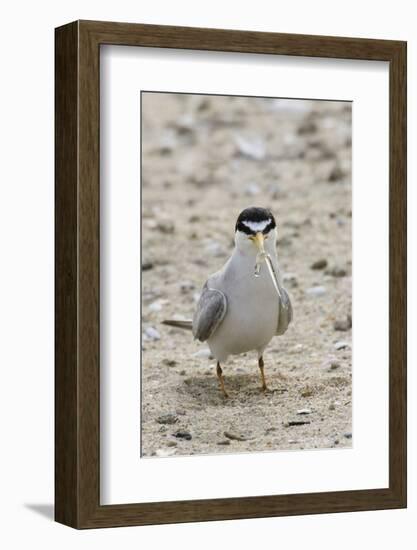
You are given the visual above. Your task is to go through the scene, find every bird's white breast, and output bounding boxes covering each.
[207,251,279,362]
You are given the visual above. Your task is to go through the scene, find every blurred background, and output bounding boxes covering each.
[141,92,352,458]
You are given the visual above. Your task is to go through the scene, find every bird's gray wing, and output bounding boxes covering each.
[276,285,293,335]
[192,283,227,342]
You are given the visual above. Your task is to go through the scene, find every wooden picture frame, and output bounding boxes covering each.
[55,20,407,528]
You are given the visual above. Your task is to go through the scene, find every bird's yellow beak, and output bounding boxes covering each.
[252,232,265,253]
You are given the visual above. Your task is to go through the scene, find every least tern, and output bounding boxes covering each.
[163,206,293,397]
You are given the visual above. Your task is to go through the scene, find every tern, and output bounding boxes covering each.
[163,206,293,397]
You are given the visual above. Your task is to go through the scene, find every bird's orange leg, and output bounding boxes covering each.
[216,362,229,398]
[258,356,268,392]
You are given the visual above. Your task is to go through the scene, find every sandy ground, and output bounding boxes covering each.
[141,92,352,458]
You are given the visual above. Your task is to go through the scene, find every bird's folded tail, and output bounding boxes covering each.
[162,319,193,330]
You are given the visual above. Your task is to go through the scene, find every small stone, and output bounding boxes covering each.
[144,327,161,341]
[306,286,326,297]
[334,316,352,331]
[224,431,253,442]
[328,361,341,370]
[311,258,328,270]
[142,261,154,271]
[298,120,317,135]
[334,341,350,350]
[334,439,340,445]
[166,440,178,447]
[173,113,195,135]
[192,348,213,360]
[162,358,177,367]
[158,131,176,155]
[329,402,336,411]
[328,164,345,182]
[297,408,312,415]
[174,431,192,441]
[179,370,186,376]
[156,413,178,425]
[235,135,266,160]
[217,440,231,446]
[284,420,311,427]
[326,266,347,278]
[197,98,211,111]
[148,301,163,313]
[156,220,175,234]
[344,432,352,439]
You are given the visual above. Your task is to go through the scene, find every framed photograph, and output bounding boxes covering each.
[55,20,406,528]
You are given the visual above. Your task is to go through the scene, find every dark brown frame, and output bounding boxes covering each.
[55,20,407,529]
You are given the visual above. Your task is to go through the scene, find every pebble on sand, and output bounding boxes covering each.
[235,135,266,160]
[297,119,317,135]
[297,408,312,415]
[310,258,328,270]
[285,420,311,427]
[334,316,352,331]
[224,431,254,442]
[192,348,214,360]
[326,265,347,278]
[328,164,345,182]
[148,300,163,313]
[162,358,177,367]
[156,413,178,425]
[306,285,326,297]
[142,261,154,271]
[334,341,350,350]
[144,327,161,341]
[174,431,192,441]
[156,220,175,234]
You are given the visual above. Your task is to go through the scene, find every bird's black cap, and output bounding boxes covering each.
[235,207,276,235]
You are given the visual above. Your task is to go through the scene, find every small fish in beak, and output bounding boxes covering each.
[253,232,282,299]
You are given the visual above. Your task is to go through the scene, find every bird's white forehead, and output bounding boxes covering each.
[241,219,271,232]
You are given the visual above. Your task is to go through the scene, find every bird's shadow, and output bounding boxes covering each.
[178,373,287,407]
[24,503,54,521]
